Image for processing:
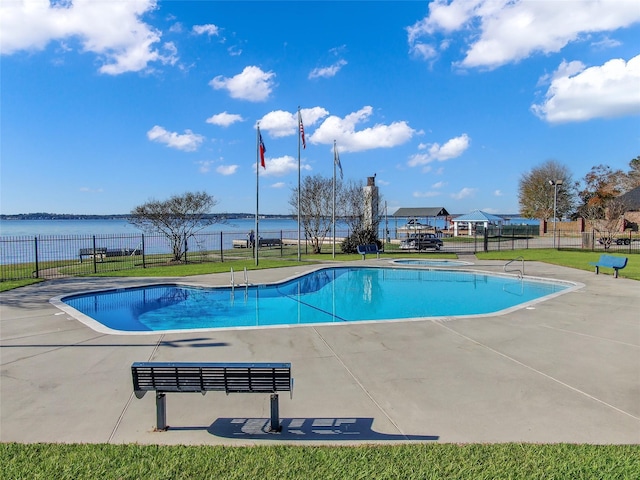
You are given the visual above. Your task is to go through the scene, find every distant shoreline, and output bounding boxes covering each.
[0,213,294,221]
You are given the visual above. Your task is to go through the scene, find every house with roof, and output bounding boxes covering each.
[618,185,640,231]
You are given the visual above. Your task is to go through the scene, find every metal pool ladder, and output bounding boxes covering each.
[504,256,524,278]
[230,267,250,292]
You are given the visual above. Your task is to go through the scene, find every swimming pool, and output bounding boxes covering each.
[54,267,579,334]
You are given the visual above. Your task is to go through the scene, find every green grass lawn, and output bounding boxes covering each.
[2,443,638,480]
[1,249,637,291]
[476,249,639,280]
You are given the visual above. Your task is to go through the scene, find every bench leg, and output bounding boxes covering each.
[156,392,168,431]
[614,268,619,278]
[269,393,281,432]
[594,266,599,275]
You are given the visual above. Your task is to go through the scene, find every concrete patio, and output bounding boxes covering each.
[1,259,638,445]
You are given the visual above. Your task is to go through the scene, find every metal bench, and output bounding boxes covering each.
[356,244,380,260]
[131,362,293,432]
[589,254,628,278]
[79,247,107,263]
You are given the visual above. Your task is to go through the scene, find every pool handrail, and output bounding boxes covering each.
[504,256,524,278]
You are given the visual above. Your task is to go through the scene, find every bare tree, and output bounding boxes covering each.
[621,156,640,192]
[518,160,577,220]
[129,191,218,262]
[289,175,335,254]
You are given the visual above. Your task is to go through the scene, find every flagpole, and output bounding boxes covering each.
[297,107,302,262]
[332,140,336,258]
[255,124,260,267]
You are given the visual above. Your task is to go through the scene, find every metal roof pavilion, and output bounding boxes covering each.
[453,210,505,222]
[451,210,505,237]
[392,207,449,218]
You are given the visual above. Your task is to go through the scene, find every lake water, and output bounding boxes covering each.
[0,218,298,237]
[0,216,537,237]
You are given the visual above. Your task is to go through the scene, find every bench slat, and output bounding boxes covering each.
[132,362,292,394]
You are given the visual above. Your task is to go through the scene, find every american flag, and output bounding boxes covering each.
[259,131,266,168]
[299,111,306,149]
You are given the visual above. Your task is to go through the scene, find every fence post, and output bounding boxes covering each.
[34,236,40,278]
[220,231,224,262]
[142,234,146,268]
[92,235,98,274]
[280,230,283,256]
[184,236,188,264]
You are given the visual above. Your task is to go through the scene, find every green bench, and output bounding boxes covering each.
[589,254,628,278]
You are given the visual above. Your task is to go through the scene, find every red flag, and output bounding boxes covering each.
[259,131,266,168]
[299,111,306,149]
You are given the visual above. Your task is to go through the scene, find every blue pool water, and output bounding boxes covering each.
[59,267,573,333]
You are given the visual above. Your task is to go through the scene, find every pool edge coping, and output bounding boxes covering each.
[49,264,585,336]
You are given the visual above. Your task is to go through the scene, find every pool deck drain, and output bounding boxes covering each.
[1,260,639,445]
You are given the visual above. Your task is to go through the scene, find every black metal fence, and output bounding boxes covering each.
[1,228,638,281]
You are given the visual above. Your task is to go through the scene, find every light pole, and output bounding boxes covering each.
[548,179,563,248]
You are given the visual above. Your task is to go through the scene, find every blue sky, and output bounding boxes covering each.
[1,0,639,216]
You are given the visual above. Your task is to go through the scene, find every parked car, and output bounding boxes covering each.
[399,233,443,250]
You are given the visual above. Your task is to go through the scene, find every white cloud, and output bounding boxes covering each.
[209,66,275,102]
[206,112,244,127]
[407,0,640,69]
[432,181,447,189]
[147,125,204,151]
[451,187,477,200]
[413,191,441,198]
[216,164,238,175]
[197,160,213,173]
[310,106,415,152]
[482,207,500,214]
[0,0,177,75]
[258,155,312,177]
[532,55,640,122]
[494,190,503,196]
[408,134,470,167]
[309,59,347,79]
[193,24,220,36]
[271,182,286,189]
[409,43,438,61]
[259,107,329,138]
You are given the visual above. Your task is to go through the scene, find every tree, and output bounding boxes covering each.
[621,155,640,192]
[289,175,335,254]
[518,160,577,220]
[578,165,628,247]
[129,191,218,262]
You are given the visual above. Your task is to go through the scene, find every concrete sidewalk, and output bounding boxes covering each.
[1,260,638,445]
